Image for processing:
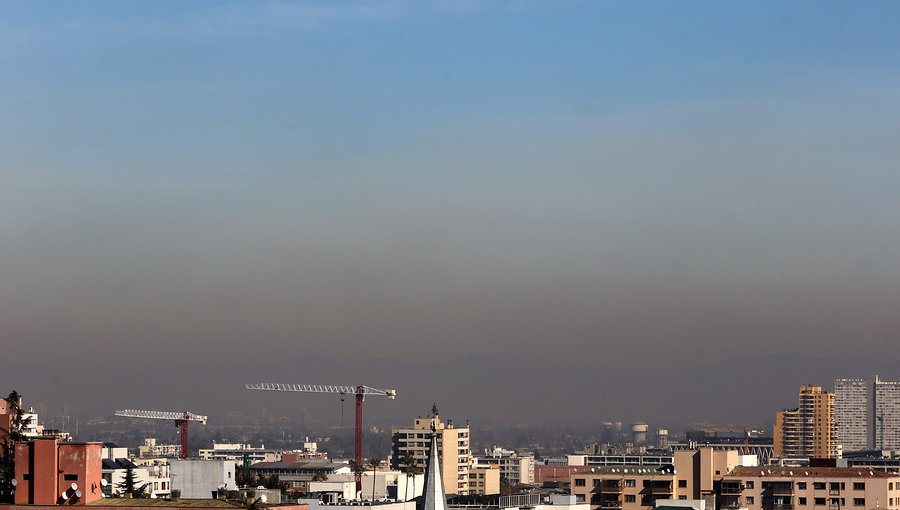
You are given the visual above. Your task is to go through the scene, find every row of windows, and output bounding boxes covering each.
[736,481,868,491]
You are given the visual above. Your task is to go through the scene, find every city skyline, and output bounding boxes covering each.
[3,2,900,424]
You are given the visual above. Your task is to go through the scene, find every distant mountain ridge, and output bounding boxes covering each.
[2,353,897,429]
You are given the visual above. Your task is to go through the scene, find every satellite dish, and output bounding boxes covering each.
[151,493,158,499]
[673,470,676,474]
[61,492,69,501]
[259,495,268,504]
[10,479,17,487]
[789,471,793,476]
[71,483,78,491]
[75,490,83,498]
[257,485,265,489]
[101,479,108,487]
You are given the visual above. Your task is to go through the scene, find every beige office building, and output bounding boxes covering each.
[391,413,493,496]
[775,386,839,459]
[570,448,740,510]
[719,467,900,510]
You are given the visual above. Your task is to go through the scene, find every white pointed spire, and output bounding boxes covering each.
[420,423,447,510]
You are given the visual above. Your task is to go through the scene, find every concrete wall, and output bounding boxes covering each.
[169,460,236,499]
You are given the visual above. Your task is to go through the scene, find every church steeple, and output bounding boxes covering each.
[419,421,447,510]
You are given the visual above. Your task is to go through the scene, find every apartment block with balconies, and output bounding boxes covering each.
[717,467,900,510]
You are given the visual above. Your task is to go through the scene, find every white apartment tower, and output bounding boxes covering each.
[835,375,900,451]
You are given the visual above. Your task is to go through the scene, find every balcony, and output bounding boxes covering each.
[721,482,745,495]
[764,483,794,497]
[650,482,674,494]
[601,480,624,493]
[762,505,793,510]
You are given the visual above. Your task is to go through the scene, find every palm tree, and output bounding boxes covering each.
[349,460,366,499]
[399,453,417,501]
[367,458,382,501]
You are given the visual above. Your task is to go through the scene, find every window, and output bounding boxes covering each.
[890,483,894,490]
[576,495,585,503]
[831,483,842,491]
[853,483,865,491]
[575,478,586,487]
[22,474,31,480]
[799,498,807,505]
[746,497,754,504]
[798,482,807,490]
[679,480,687,488]
[716,471,721,475]
[747,481,755,489]
[593,480,601,487]
[853,499,865,506]
[679,496,687,501]
[64,474,78,481]
[641,495,652,505]
[644,480,651,488]
[625,479,636,488]
[625,495,636,503]
[816,498,827,505]
[815,483,827,490]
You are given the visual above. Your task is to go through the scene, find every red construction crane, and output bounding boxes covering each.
[114,409,208,459]
[245,383,396,493]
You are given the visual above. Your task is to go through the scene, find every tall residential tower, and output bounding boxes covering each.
[774,385,839,459]
[836,375,900,451]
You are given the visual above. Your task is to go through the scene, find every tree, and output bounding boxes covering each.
[1,391,31,503]
[399,453,418,502]
[348,460,365,498]
[116,465,147,498]
[367,458,382,501]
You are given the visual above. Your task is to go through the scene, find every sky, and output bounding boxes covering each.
[3,1,900,421]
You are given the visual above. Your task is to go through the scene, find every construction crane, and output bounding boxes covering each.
[114,409,208,459]
[245,383,396,493]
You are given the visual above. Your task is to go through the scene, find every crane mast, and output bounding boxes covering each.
[245,383,396,494]
[114,409,208,459]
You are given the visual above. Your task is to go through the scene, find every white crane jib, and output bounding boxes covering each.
[114,409,208,459]
[244,383,396,399]
[245,383,396,494]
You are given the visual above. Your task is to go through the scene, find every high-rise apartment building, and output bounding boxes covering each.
[836,375,900,451]
[391,412,488,496]
[774,385,839,459]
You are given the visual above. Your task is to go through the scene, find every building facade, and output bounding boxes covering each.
[13,438,103,505]
[391,414,483,496]
[775,386,839,459]
[569,448,740,510]
[474,447,535,486]
[836,376,900,451]
[719,467,900,510]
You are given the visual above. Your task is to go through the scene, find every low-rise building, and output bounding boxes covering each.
[474,447,535,486]
[570,449,742,510]
[13,438,103,505]
[249,460,348,493]
[168,459,237,499]
[718,467,900,510]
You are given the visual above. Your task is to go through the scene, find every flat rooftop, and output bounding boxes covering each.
[87,499,241,508]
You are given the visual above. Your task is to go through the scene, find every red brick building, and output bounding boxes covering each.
[13,438,103,505]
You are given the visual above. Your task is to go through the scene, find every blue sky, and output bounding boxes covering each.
[3,1,900,373]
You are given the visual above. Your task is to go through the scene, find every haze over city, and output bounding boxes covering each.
[3,1,900,427]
